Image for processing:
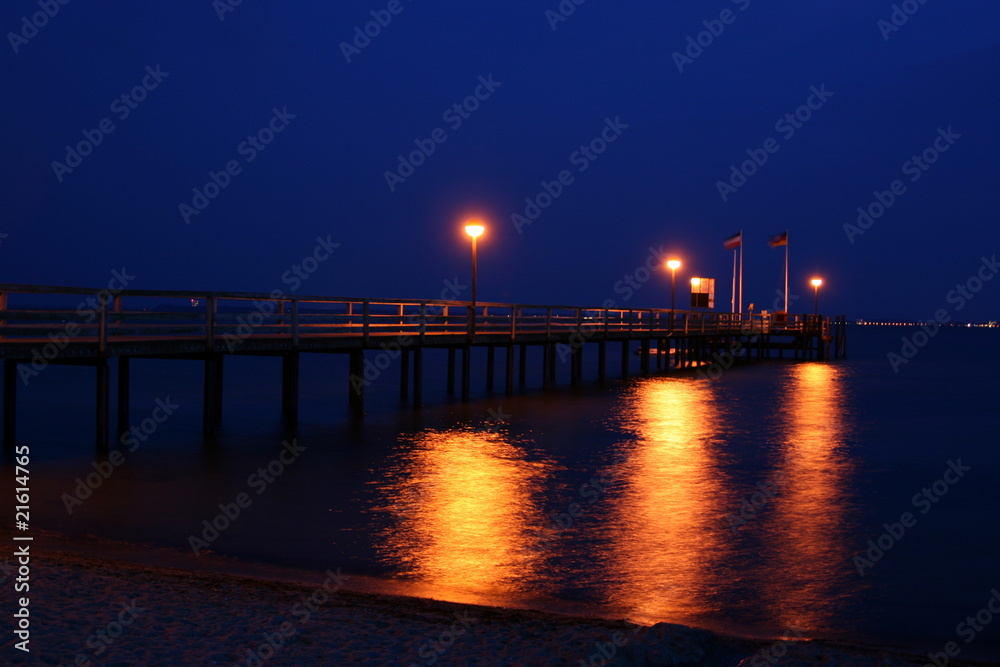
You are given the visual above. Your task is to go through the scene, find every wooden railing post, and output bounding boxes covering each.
[363,300,370,346]
[291,299,300,347]
[545,307,552,341]
[419,302,427,343]
[205,295,216,349]
[98,292,108,354]
[510,307,517,340]
[113,294,123,336]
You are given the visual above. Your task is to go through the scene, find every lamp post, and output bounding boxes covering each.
[464,222,485,332]
[666,259,681,330]
[810,278,823,316]
[666,259,681,312]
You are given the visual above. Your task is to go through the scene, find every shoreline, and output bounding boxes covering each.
[2,527,990,666]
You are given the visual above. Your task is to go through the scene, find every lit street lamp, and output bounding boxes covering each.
[464,222,485,331]
[666,259,681,313]
[810,277,823,316]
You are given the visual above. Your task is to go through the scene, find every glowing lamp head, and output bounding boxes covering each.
[464,223,485,238]
[690,277,701,287]
[666,259,681,271]
[811,278,823,288]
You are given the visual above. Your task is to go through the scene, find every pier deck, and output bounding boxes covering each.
[0,284,847,450]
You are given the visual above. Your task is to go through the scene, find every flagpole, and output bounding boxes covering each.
[783,229,789,312]
[739,229,744,315]
[731,248,737,314]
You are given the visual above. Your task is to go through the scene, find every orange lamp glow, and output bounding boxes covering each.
[464,223,485,238]
[666,259,681,271]
[810,278,823,288]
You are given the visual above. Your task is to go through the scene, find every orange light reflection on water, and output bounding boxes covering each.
[598,378,733,624]
[373,428,552,600]
[757,362,857,632]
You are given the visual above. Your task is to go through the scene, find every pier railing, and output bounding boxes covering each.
[0,284,826,350]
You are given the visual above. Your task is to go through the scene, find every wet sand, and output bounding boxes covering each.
[0,528,985,666]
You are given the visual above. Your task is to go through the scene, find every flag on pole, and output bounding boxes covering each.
[723,231,742,249]
[768,231,788,247]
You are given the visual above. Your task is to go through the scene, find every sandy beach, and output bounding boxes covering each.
[2,528,987,667]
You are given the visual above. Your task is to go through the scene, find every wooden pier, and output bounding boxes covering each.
[0,284,847,450]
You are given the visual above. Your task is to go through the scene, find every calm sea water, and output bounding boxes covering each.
[8,326,1000,658]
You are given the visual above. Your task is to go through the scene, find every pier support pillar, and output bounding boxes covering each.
[96,358,110,454]
[486,346,495,392]
[542,344,551,390]
[413,348,423,408]
[202,354,223,437]
[518,344,527,387]
[117,357,130,444]
[597,341,606,382]
[3,360,17,448]
[621,341,629,378]
[461,346,471,401]
[505,346,514,396]
[570,345,582,386]
[282,352,300,424]
[348,350,364,418]
[446,348,456,395]
[400,349,410,400]
[548,343,557,385]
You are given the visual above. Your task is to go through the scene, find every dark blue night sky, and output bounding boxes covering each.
[3,1,998,321]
